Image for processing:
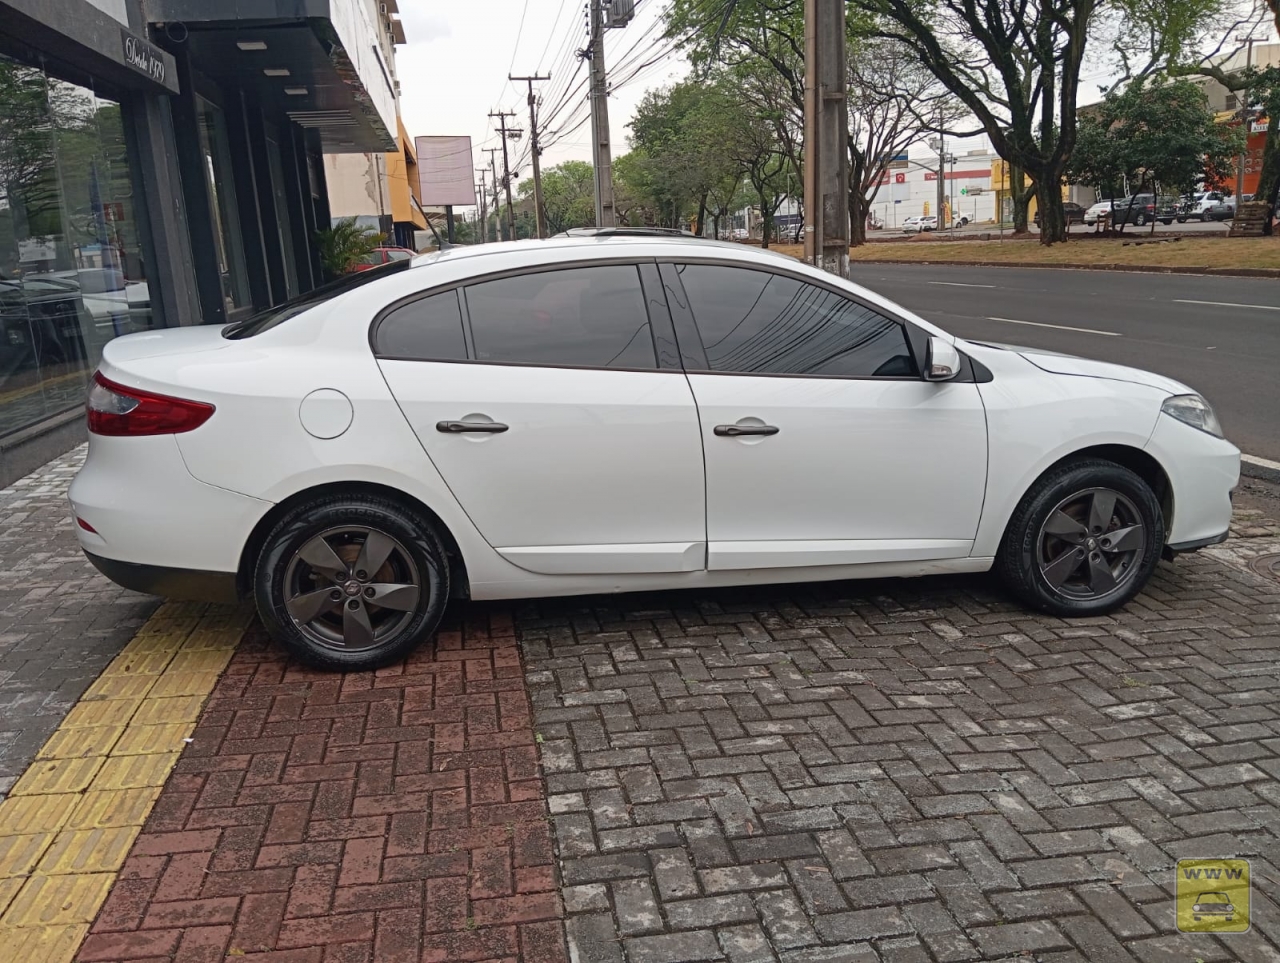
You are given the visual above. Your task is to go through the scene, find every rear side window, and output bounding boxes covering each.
[375,290,467,360]
[387,250,413,262]
[464,265,656,369]
[677,264,915,378]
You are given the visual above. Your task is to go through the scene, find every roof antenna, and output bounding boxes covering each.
[424,214,451,251]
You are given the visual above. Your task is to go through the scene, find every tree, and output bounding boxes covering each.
[1067,77,1244,232]
[845,0,1238,243]
[518,161,595,234]
[314,218,384,278]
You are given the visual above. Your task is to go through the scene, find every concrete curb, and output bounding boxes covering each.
[848,259,1280,279]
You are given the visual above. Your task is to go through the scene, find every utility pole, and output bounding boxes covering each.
[802,0,849,276]
[489,110,520,240]
[475,168,489,243]
[587,0,616,226]
[510,73,551,238]
[1234,35,1256,202]
[483,145,505,240]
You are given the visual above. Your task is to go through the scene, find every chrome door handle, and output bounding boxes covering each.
[714,424,779,437]
[436,421,509,434]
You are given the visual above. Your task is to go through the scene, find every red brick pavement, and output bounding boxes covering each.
[78,613,568,963]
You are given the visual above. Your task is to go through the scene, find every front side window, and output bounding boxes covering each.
[676,264,915,378]
[465,265,656,369]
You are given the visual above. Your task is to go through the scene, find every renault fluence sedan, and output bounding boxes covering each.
[70,231,1239,669]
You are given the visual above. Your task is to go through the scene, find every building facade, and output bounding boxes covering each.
[0,0,397,484]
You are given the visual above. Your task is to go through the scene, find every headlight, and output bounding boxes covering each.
[1162,394,1224,439]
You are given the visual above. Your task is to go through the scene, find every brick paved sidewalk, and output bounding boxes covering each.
[79,615,568,963]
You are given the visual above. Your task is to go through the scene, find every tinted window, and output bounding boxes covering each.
[465,265,656,368]
[677,264,915,377]
[375,290,467,360]
[387,250,413,262]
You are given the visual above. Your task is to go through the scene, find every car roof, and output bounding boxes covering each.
[405,234,796,271]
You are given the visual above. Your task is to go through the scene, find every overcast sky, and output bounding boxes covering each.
[394,0,688,208]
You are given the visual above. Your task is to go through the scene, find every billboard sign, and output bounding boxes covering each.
[415,136,479,206]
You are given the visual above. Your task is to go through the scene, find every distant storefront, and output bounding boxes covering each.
[0,0,397,485]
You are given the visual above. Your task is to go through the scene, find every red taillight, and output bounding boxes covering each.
[76,517,98,534]
[87,372,214,436]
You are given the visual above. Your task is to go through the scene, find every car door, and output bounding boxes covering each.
[376,261,707,576]
[664,261,988,571]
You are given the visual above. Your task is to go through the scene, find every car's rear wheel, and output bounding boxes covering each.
[254,494,449,670]
[1134,213,1147,227]
[997,459,1164,617]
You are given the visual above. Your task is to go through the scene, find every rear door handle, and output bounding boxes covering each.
[714,424,779,437]
[436,420,509,434]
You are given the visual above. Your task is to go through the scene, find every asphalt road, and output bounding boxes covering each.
[853,263,1280,463]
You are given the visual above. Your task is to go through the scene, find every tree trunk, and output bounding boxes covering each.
[1011,164,1030,234]
[758,188,771,249]
[849,191,868,246]
[1254,87,1280,237]
[1035,180,1068,245]
[695,193,708,236]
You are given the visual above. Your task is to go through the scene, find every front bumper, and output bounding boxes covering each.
[1144,414,1240,549]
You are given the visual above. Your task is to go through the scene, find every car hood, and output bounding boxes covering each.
[963,341,1191,395]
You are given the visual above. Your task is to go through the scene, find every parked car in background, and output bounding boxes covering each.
[353,247,417,272]
[1205,197,1236,221]
[1111,194,1180,227]
[1181,191,1227,222]
[902,215,938,233]
[71,231,1239,670]
[1083,200,1125,225]
[1034,202,1087,227]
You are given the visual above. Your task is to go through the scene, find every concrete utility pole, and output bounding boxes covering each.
[802,0,849,276]
[488,112,520,241]
[587,0,616,226]
[511,73,551,238]
[483,148,502,239]
[1234,36,1256,202]
[475,167,489,243]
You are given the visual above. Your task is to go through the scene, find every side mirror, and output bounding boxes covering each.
[924,337,960,381]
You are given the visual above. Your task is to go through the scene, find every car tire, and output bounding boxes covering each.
[997,459,1164,617]
[1134,213,1147,227]
[254,493,450,670]
[1161,219,1173,225]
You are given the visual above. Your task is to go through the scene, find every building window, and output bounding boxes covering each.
[0,51,155,440]
[195,96,251,316]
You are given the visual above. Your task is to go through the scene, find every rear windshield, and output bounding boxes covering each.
[222,259,414,339]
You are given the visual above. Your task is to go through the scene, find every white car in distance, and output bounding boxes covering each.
[71,229,1240,670]
[902,215,938,233]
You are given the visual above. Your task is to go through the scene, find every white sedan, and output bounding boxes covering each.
[902,215,938,233]
[70,231,1239,669]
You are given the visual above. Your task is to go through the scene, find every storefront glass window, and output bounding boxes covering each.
[0,51,154,440]
[195,96,251,316]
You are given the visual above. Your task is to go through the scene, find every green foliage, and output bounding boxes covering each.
[314,218,384,278]
[1066,78,1245,207]
[518,160,595,233]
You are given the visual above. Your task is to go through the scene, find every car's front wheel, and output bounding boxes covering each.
[997,459,1164,617]
[254,493,450,670]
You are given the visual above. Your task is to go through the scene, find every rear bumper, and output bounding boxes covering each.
[1165,529,1230,555]
[85,552,240,603]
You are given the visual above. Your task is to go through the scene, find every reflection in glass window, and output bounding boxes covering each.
[465,266,656,369]
[677,264,915,377]
[196,96,251,315]
[0,53,155,440]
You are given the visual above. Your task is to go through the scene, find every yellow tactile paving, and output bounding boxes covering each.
[4,873,115,926]
[110,723,191,756]
[129,694,208,725]
[36,828,140,875]
[0,601,252,963]
[79,672,156,702]
[59,699,140,730]
[0,923,90,963]
[0,796,78,835]
[66,789,160,831]
[35,726,123,760]
[0,834,53,878]
[9,757,104,796]
[90,752,180,791]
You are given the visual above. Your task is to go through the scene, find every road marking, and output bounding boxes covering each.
[986,317,1122,336]
[1174,299,1280,312]
[1243,453,1280,471]
[928,281,997,289]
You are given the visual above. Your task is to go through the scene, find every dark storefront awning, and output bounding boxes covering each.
[147,0,396,152]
